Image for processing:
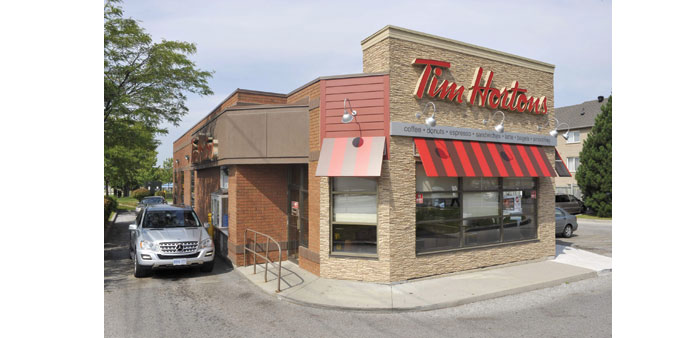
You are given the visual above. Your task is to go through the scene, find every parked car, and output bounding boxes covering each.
[555,194,586,214]
[129,204,215,277]
[555,207,578,238]
[135,196,166,213]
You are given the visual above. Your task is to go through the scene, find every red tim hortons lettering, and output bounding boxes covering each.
[412,59,451,99]
[427,67,465,103]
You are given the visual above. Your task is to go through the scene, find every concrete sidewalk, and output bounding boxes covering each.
[237,245,611,312]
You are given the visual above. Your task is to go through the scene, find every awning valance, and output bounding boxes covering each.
[316,136,385,176]
[414,138,557,177]
[554,149,571,177]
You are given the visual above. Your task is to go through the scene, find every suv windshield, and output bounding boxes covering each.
[142,197,164,204]
[143,210,200,228]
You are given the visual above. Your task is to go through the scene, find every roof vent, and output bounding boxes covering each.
[598,96,604,102]
[581,108,585,116]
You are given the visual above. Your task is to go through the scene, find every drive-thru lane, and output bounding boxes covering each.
[105,211,611,338]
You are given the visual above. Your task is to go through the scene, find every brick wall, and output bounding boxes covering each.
[287,81,320,104]
[226,164,290,266]
[237,92,287,105]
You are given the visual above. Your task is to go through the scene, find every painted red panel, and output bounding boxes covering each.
[325,115,384,124]
[325,76,384,87]
[324,98,385,110]
[320,75,389,160]
[325,83,385,95]
[325,91,385,102]
[325,106,385,116]
[325,122,385,132]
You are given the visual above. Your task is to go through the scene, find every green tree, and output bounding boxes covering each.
[104,119,158,195]
[104,0,213,194]
[576,96,612,217]
[160,157,174,183]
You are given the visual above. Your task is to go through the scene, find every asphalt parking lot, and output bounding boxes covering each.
[105,211,612,338]
[556,217,612,257]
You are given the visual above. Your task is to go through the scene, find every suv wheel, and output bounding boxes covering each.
[562,225,573,238]
[133,256,152,278]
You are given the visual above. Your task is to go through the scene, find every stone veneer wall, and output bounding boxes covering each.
[318,160,393,282]
[343,35,557,282]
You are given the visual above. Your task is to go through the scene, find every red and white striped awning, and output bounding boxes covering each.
[554,149,571,177]
[316,137,385,176]
[414,138,557,177]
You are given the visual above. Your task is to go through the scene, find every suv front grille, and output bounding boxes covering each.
[159,241,198,253]
[157,252,200,259]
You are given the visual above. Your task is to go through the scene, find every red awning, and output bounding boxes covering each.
[316,136,385,176]
[414,138,557,177]
[554,149,571,177]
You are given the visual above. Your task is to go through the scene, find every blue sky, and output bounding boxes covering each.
[119,0,612,166]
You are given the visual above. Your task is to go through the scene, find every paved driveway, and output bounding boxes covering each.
[105,211,611,338]
[556,218,612,257]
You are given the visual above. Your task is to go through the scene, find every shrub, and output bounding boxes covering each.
[132,188,152,201]
[155,190,166,198]
[104,196,118,222]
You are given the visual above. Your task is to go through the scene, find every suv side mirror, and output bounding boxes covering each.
[129,223,137,231]
[203,222,210,229]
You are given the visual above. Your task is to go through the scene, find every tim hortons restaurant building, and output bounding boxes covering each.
[172,26,571,282]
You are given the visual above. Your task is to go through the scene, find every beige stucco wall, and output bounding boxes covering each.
[555,127,591,189]
[320,28,557,282]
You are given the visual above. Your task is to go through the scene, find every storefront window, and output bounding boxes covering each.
[415,164,538,253]
[331,177,377,255]
[415,164,460,252]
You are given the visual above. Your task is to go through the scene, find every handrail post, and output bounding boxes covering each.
[242,228,284,293]
[277,244,282,293]
[253,232,257,274]
[264,237,269,282]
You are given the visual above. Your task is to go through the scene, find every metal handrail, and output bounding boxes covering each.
[243,228,283,293]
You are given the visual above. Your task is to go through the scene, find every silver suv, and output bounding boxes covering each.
[129,205,215,277]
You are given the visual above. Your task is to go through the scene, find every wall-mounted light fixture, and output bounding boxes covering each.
[416,102,437,127]
[540,117,571,139]
[184,155,190,161]
[175,159,180,165]
[551,122,570,140]
[483,111,505,133]
[340,98,363,147]
[341,98,357,124]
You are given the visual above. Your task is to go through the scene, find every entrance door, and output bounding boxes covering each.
[287,165,308,262]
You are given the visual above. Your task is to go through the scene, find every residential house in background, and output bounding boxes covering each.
[554,96,608,198]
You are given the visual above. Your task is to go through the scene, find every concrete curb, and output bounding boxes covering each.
[240,267,599,313]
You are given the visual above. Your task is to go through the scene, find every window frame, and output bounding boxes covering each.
[566,131,580,144]
[329,177,379,258]
[415,164,539,255]
[567,157,580,172]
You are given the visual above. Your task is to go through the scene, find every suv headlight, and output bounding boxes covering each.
[200,238,213,248]
[139,240,157,251]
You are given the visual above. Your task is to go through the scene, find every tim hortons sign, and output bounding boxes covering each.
[412,59,547,114]
[191,134,218,164]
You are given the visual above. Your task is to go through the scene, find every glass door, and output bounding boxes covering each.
[287,165,308,262]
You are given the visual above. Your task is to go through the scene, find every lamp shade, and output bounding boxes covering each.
[341,111,354,123]
[425,116,436,127]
